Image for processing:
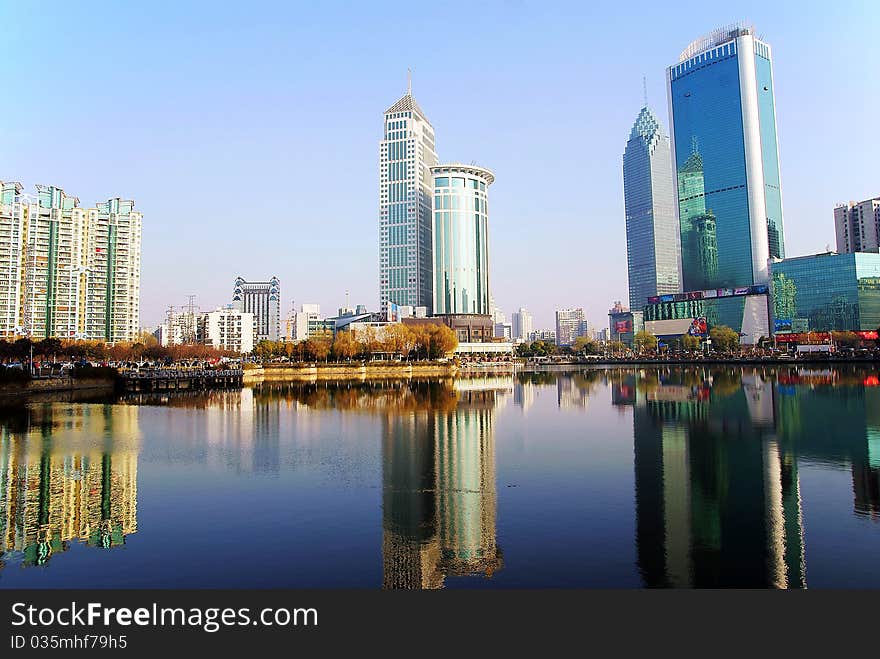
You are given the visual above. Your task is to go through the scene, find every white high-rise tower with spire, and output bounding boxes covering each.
[378,75,438,317]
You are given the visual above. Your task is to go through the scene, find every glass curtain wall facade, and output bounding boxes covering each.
[432,165,493,316]
[770,253,880,332]
[623,106,681,311]
[667,24,785,291]
[379,91,438,317]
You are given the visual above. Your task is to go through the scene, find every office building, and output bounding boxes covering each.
[555,308,588,346]
[432,164,494,316]
[769,252,880,334]
[0,181,142,342]
[379,81,438,317]
[197,306,255,354]
[232,276,280,342]
[287,303,334,341]
[511,307,533,341]
[609,303,644,348]
[529,328,556,343]
[494,322,512,340]
[623,105,681,311]
[668,24,785,291]
[834,198,880,254]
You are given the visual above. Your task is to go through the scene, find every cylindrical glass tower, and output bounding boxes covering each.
[431,164,494,315]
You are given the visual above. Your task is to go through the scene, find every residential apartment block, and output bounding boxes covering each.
[0,181,142,342]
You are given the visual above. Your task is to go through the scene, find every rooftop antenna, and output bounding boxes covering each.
[407,68,412,95]
[642,76,648,107]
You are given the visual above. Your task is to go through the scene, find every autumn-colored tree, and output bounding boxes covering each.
[332,332,359,361]
[831,331,860,348]
[310,337,332,362]
[425,324,457,358]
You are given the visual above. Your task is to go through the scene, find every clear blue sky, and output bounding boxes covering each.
[2,0,878,331]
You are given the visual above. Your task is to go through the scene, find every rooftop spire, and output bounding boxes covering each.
[407,68,412,95]
[642,75,648,106]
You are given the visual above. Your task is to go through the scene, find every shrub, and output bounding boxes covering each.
[71,365,120,381]
[0,368,32,386]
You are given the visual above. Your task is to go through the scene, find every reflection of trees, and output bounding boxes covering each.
[256,379,460,414]
[516,371,558,386]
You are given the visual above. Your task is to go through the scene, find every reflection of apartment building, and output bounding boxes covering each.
[0,406,139,567]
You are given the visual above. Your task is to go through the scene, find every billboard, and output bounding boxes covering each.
[614,320,632,334]
[774,318,792,333]
[687,317,708,336]
[646,285,771,308]
[645,318,698,337]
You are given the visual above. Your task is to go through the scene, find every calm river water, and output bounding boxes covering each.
[1,365,878,588]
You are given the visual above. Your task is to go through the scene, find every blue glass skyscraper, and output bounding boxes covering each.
[623,106,682,311]
[667,24,785,291]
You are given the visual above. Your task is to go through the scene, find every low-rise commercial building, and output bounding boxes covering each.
[643,285,771,345]
[197,306,254,354]
[770,252,880,335]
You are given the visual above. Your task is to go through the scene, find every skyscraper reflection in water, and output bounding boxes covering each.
[382,380,505,589]
[0,403,139,569]
[620,366,880,588]
[624,368,805,588]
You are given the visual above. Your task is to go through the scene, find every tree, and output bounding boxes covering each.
[254,340,275,362]
[831,331,860,348]
[682,334,701,351]
[426,324,457,358]
[12,338,32,362]
[606,340,627,354]
[634,331,658,353]
[709,325,740,353]
[572,335,599,355]
[311,337,332,362]
[383,324,415,358]
[332,332,359,361]
[360,326,382,358]
[137,331,159,347]
[35,338,63,361]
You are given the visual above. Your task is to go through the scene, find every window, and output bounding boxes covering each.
[452,177,465,188]
[435,177,449,187]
